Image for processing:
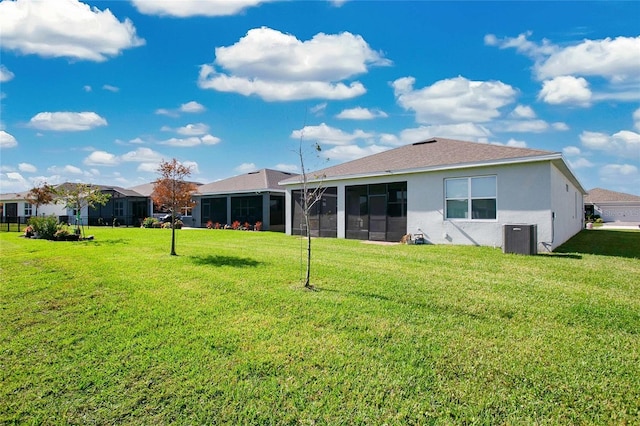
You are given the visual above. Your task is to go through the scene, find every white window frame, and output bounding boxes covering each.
[444,175,497,221]
[24,203,33,216]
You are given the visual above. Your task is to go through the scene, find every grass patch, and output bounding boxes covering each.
[1,228,639,424]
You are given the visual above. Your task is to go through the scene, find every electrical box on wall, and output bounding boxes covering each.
[503,224,537,255]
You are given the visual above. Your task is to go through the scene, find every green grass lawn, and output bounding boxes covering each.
[1,228,639,424]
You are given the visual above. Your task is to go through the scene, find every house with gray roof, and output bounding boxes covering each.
[584,188,640,223]
[1,183,150,227]
[193,169,297,231]
[0,189,67,224]
[280,137,586,252]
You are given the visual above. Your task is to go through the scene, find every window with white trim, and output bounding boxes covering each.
[445,176,497,220]
[24,203,33,216]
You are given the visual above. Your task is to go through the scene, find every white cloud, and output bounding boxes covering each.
[83,150,119,166]
[291,123,373,146]
[83,85,92,92]
[322,144,388,162]
[49,164,83,175]
[599,164,639,188]
[18,163,37,173]
[235,163,258,173]
[137,163,161,173]
[182,161,200,174]
[0,65,14,82]
[392,76,516,124]
[310,103,327,115]
[538,76,592,106]
[198,27,389,101]
[535,36,640,83]
[28,112,107,131]
[511,105,536,119]
[504,139,528,148]
[199,65,367,102]
[0,130,18,148]
[155,108,177,117]
[1,171,30,192]
[568,158,594,169]
[336,107,388,120]
[201,134,221,145]
[180,101,205,113]
[274,163,299,173]
[487,33,640,83]
[380,123,492,146]
[177,123,210,136]
[502,120,549,133]
[156,101,206,117]
[0,0,144,62]
[552,122,570,131]
[160,134,220,147]
[634,108,640,132]
[121,147,164,163]
[102,84,119,92]
[563,146,582,156]
[580,130,640,158]
[131,0,273,17]
[484,31,557,61]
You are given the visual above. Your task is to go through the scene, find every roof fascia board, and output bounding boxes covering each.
[280,153,564,186]
[195,189,285,197]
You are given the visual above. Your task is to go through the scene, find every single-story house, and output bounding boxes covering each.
[0,190,67,223]
[53,183,150,227]
[128,181,204,223]
[280,137,586,252]
[192,168,297,231]
[584,188,640,223]
[1,183,150,227]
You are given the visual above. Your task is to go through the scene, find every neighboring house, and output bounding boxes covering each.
[128,181,203,224]
[280,137,586,252]
[193,169,298,231]
[584,188,640,223]
[0,190,66,223]
[55,183,150,227]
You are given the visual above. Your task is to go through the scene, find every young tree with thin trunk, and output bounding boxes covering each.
[25,182,56,217]
[151,158,197,256]
[297,139,327,289]
[55,183,111,234]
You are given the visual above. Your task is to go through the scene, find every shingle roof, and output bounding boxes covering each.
[128,181,202,197]
[197,169,298,195]
[0,191,29,201]
[585,188,640,203]
[281,137,556,184]
[128,182,156,197]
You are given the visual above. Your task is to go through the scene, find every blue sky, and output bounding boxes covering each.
[1,0,639,195]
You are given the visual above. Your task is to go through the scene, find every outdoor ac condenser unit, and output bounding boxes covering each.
[503,224,537,255]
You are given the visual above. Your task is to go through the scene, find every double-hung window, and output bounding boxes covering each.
[24,203,33,217]
[445,176,497,220]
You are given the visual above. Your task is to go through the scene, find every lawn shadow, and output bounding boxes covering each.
[87,238,130,246]
[538,253,582,259]
[190,254,262,268]
[554,229,640,259]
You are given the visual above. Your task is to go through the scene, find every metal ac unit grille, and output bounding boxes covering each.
[503,224,537,255]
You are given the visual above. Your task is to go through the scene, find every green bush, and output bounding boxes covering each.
[28,216,59,240]
[142,217,159,228]
[595,218,604,223]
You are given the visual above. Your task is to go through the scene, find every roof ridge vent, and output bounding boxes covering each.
[413,139,437,146]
